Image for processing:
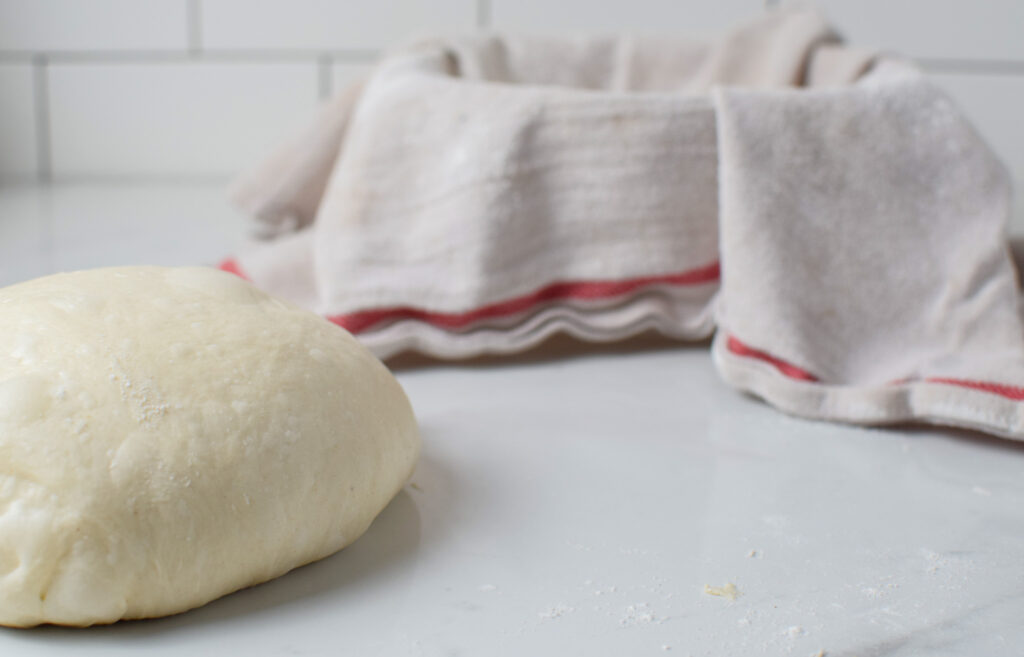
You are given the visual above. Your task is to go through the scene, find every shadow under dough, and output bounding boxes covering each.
[11,489,423,641]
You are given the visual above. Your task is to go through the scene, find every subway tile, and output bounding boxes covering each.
[491,0,762,34]
[48,61,319,178]
[201,0,477,51]
[816,0,1024,61]
[931,72,1024,182]
[0,0,187,52]
[0,64,37,179]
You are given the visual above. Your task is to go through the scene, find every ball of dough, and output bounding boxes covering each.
[0,267,419,627]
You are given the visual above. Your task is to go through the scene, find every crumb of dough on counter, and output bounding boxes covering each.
[703,582,740,600]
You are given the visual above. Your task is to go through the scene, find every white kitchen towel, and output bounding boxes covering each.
[223,8,844,358]
[712,59,1024,438]
[223,8,1024,439]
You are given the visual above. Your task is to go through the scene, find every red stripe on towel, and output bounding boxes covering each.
[221,259,1024,403]
[218,257,720,334]
[329,262,721,333]
[925,377,1024,401]
[724,335,819,382]
[218,258,250,281]
[723,335,1024,402]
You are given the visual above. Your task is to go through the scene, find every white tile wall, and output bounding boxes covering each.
[491,0,761,34]
[48,62,319,178]
[0,0,1021,184]
[0,63,37,178]
[0,0,188,52]
[815,0,1024,61]
[201,0,478,51]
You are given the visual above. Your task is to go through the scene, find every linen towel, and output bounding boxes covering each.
[225,8,844,358]
[712,59,1024,438]
[223,8,1024,440]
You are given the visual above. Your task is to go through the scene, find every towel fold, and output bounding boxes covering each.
[227,8,848,355]
[712,59,1024,437]
[224,8,1024,440]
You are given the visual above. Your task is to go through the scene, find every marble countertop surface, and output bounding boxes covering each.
[1,183,1023,656]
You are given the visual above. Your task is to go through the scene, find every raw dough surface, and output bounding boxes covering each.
[0,267,419,627]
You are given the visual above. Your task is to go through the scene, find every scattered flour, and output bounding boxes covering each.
[860,577,899,598]
[922,549,944,574]
[619,602,665,627]
[539,604,575,620]
[619,547,652,556]
[478,584,498,593]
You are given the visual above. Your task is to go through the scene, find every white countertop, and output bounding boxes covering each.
[2,183,1024,656]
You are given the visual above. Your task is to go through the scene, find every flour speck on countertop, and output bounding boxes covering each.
[619,602,665,626]
[538,604,575,620]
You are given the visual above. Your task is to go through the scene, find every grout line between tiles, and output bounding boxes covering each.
[44,173,232,186]
[31,55,52,184]
[0,174,40,187]
[318,55,332,100]
[3,50,1024,76]
[187,0,203,55]
[477,0,492,29]
[0,49,381,64]
[918,58,1024,76]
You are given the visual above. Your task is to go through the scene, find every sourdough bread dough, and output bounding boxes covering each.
[0,267,419,627]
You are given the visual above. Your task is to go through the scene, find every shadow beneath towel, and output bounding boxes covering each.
[730,387,1024,452]
[387,329,709,371]
[892,421,1024,455]
[1007,235,1024,281]
[6,450,457,642]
